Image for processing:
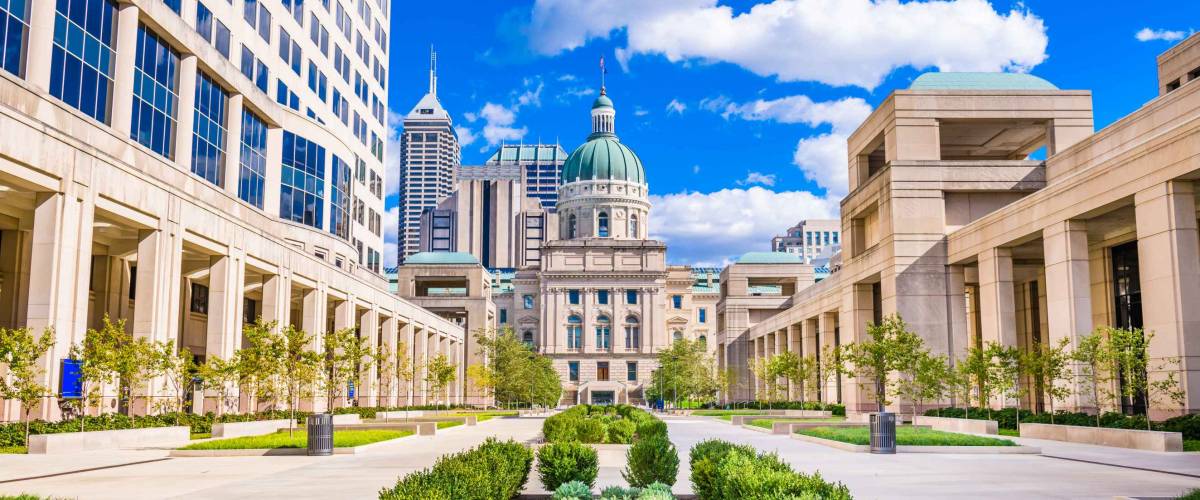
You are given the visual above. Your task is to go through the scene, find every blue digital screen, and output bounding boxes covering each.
[60,359,83,399]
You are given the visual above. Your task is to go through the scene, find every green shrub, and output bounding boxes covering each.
[639,483,674,500]
[607,419,636,444]
[623,434,679,488]
[600,485,640,499]
[544,415,580,442]
[688,439,756,499]
[576,418,608,443]
[635,419,667,441]
[714,450,850,500]
[553,480,592,500]
[379,438,532,500]
[538,442,599,491]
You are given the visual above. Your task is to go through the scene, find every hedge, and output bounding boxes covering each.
[623,434,679,488]
[543,405,659,444]
[537,442,599,491]
[700,401,846,416]
[379,438,533,500]
[924,407,1199,439]
[689,439,851,500]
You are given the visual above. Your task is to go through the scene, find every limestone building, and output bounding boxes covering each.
[733,33,1200,417]
[771,219,841,264]
[0,0,464,422]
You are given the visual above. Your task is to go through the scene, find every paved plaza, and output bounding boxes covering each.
[0,416,1198,499]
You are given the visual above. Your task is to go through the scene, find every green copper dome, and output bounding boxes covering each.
[562,137,645,184]
[592,93,613,109]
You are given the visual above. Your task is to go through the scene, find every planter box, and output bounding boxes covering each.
[331,414,361,425]
[376,410,425,419]
[28,426,190,454]
[914,416,998,435]
[212,419,295,439]
[169,432,414,457]
[729,415,771,426]
[1018,422,1183,452]
[588,444,632,468]
[790,433,1039,454]
[771,409,833,418]
[334,422,436,435]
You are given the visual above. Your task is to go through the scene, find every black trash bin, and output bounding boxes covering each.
[307,413,334,456]
[870,412,896,454]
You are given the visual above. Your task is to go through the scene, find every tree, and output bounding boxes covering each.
[1105,327,1185,429]
[473,327,560,408]
[150,341,195,414]
[277,325,319,434]
[197,355,240,414]
[321,327,373,409]
[0,327,55,443]
[913,353,950,419]
[766,351,798,404]
[72,316,126,429]
[949,360,976,418]
[960,344,993,419]
[715,366,737,407]
[1072,330,1111,427]
[466,363,494,404]
[818,344,845,405]
[394,341,415,407]
[425,354,456,412]
[377,342,396,408]
[1023,338,1071,424]
[988,342,1023,424]
[235,320,283,412]
[841,314,924,412]
[647,338,718,407]
[748,357,771,406]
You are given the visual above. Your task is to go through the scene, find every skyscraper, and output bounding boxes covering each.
[480,144,568,210]
[399,50,460,264]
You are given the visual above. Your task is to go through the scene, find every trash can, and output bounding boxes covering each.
[870,412,896,454]
[306,413,334,456]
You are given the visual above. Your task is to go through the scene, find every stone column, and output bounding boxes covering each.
[381,316,399,406]
[413,327,428,405]
[819,311,842,407]
[359,307,379,407]
[174,55,199,168]
[205,252,245,361]
[24,0,56,91]
[223,95,245,198]
[132,221,183,415]
[110,3,140,136]
[331,299,355,408]
[25,190,94,420]
[260,272,291,330]
[1135,181,1200,416]
[946,264,969,362]
[1042,220,1093,410]
[300,286,326,411]
[263,128,284,216]
[399,322,415,406]
[977,247,1017,348]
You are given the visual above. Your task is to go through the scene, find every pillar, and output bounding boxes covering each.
[413,327,428,405]
[205,252,245,360]
[359,307,379,407]
[1043,220,1093,410]
[1135,181,1200,416]
[25,190,94,420]
[400,322,415,406]
[977,247,1017,348]
[259,272,290,330]
[299,286,326,411]
[223,94,245,198]
[946,264,969,362]
[109,3,140,136]
[818,312,841,406]
[174,55,199,168]
[24,0,56,90]
[381,316,399,406]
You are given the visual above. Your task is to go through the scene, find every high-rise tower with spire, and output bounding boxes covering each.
[398,48,461,264]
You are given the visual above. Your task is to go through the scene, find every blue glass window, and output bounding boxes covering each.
[566,315,582,350]
[280,131,325,229]
[597,211,609,237]
[597,290,608,305]
[568,289,580,305]
[627,362,637,382]
[595,316,611,349]
[698,307,707,323]
[568,361,579,382]
[499,309,507,324]
[0,0,29,76]
[162,0,180,14]
[626,289,637,304]
[672,295,682,309]
[51,0,116,123]
[522,294,533,309]
[329,154,351,239]
[130,25,179,159]
[238,110,267,209]
[240,44,267,92]
[191,72,226,186]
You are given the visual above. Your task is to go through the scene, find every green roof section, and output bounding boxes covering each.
[592,93,613,109]
[404,252,480,265]
[561,136,646,185]
[909,72,1058,91]
[737,252,806,264]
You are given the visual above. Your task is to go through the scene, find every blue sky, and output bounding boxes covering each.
[386,0,1197,266]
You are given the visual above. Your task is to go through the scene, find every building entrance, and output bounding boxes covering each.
[1111,241,1146,415]
[591,391,615,405]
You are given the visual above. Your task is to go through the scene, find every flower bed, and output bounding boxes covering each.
[689,439,851,500]
[378,438,533,500]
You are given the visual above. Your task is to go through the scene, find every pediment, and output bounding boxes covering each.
[666,315,690,325]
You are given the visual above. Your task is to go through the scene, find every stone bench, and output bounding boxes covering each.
[28,426,190,454]
[914,416,998,435]
[212,419,295,439]
[1018,422,1183,452]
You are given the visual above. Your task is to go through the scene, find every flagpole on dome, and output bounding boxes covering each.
[600,55,607,94]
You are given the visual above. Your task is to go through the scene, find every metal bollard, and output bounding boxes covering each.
[306,413,334,456]
[870,412,896,454]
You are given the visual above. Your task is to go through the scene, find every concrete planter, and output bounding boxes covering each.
[212,419,295,439]
[28,426,190,454]
[169,432,415,457]
[790,433,1039,454]
[331,414,361,425]
[334,422,437,435]
[1018,422,1183,452]
[914,416,998,435]
[771,421,865,435]
[376,410,425,419]
[772,409,833,418]
[588,443,632,468]
[729,415,771,426]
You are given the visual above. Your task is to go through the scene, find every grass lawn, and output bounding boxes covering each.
[436,421,462,429]
[190,432,211,440]
[746,417,846,429]
[0,445,27,454]
[998,428,1020,437]
[797,426,1016,446]
[1185,440,1200,452]
[692,410,771,418]
[179,429,411,450]
[448,411,518,422]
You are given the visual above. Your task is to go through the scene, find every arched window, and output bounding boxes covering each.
[597,211,609,237]
[522,330,534,346]
[624,316,640,349]
[595,315,611,349]
[629,213,639,239]
[568,214,577,239]
[567,315,582,349]
[672,331,683,342]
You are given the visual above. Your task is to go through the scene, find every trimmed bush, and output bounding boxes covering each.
[576,418,608,443]
[700,401,846,416]
[623,434,679,488]
[638,483,674,500]
[635,419,667,441]
[553,480,592,500]
[688,439,756,499]
[543,414,580,443]
[607,419,636,444]
[689,440,850,500]
[925,407,1168,435]
[379,438,532,500]
[538,442,599,491]
[599,483,676,500]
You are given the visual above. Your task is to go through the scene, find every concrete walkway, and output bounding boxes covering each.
[666,416,1200,499]
[0,418,542,499]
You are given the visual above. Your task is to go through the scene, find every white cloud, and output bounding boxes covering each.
[385,112,404,199]
[478,102,529,148]
[692,165,700,174]
[383,206,399,269]
[558,87,597,102]
[649,187,838,264]
[705,95,872,197]
[528,0,1049,89]
[455,126,479,148]
[558,74,579,81]
[1135,27,1189,42]
[634,107,650,117]
[737,171,776,187]
[516,79,544,107]
[665,99,687,115]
